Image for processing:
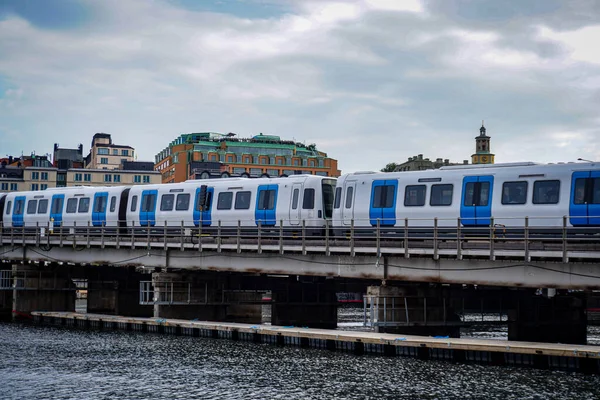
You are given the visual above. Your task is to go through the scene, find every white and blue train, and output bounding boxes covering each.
[331,161,600,234]
[0,175,337,234]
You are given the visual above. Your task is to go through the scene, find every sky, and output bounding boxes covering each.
[0,0,599,173]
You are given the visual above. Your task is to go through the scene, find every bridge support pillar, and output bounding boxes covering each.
[367,285,461,338]
[11,264,76,321]
[152,272,262,323]
[271,277,337,329]
[87,267,152,317]
[508,292,587,345]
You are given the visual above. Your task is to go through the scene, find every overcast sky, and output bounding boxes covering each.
[1,0,599,172]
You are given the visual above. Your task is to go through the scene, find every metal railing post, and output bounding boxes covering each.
[404,217,409,259]
[489,217,495,261]
[36,222,40,247]
[217,220,222,253]
[59,221,64,247]
[524,216,530,262]
[376,218,381,258]
[279,219,284,255]
[164,221,168,251]
[350,219,355,257]
[237,220,241,253]
[433,217,438,260]
[258,220,262,254]
[325,219,330,256]
[86,221,90,248]
[131,221,135,249]
[180,220,184,251]
[301,219,306,256]
[101,221,105,249]
[562,215,568,263]
[456,217,462,260]
[115,220,120,249]
[146,221,150,249]
[198,220,203,252]
[73,221,77,248]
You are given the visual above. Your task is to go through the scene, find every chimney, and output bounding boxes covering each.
[463,160,468,164]
[444,159,449,165]
[418,154,423,160]
[54,143,59,151]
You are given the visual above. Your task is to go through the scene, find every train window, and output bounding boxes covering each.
[322,181,335,219]
[593,178,600,204]
[93,196,107,213]
[234,191,251,210]
[463,182,490,206]
[217,192,233,210]
[5,201,11,215]
[141,194,156,212]
[345,187,354,209]
[291,189,299,210]
[52,197,64,214]
[533,180,560,204]
[66,198,78,214]
[334,187,342,209]
[78,197,90,213]
[404,185,426,207]
[501,181,527,205]
[574,178,586,204]
[303,188,315,210]
[205,192,213,210]
[110,196,116,212]
[430,184,453,206]
[176,193,190,211]
[27,200,38,214]
[37,199,48,214]
[373,185,395,208]
[14,199,24,215]
[257,190,276,210]
[131,195,138,212]
[160,194,175,211]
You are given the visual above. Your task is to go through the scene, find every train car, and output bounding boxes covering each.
[125,175,337,235]
[332,161,600,235]
[2,186,129,229]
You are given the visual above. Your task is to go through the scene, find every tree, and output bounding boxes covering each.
[380,162,398,172]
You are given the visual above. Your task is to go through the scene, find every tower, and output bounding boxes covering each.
[471,121,495,165]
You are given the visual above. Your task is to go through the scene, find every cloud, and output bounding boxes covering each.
[0,0,599,173]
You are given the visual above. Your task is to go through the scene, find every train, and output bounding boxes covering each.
[0,161,598,237]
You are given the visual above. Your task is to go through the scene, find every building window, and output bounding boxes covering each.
[100,157,108,164]
[319,159,324,168]
[1,183,7,190]
[113,149,119,155]
[98,148,109,155]
[10,183,17,191]
[41,172,48,180]
[134,175,141,183]
[41,184,48,190]
[31,171,39,180]
[227,155,234,163]
[31,183,39,191]
[293,159,299,166]
[113,175,121,183]
[84,174,91,182]
[143,176,150,183]
[277,158,283,165]
[122,149,129,156]
[75,173,82,182]
[104,174,112,182]
[501,181,528,205]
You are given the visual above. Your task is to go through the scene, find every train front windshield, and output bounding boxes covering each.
[321,179,336,219]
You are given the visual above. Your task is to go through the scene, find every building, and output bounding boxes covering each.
[155,132,341,183]
[394,155,469,172]
[54,143,85,188]
[85,133,135,170]
[471,123,495,165]
[65,168,160,186]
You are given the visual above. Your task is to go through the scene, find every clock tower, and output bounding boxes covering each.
[471,122,495,165]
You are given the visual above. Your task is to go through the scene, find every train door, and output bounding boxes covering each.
[461,176,494,226]
[139,190,157,227]
[342,181,356,226]
[369,179,398,226]
[193,186,213,226]
[50,194,64,227]
[570,171,600,226]
[289,183,302,225]
[12,196,26,227]
[255,185,278,226]
[92,192,109,227]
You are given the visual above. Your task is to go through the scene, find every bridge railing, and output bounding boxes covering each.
[1,216,599,262]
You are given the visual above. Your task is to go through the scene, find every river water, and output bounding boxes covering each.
[2,308,600,399]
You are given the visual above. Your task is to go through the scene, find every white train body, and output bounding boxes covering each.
[332,162,600,231]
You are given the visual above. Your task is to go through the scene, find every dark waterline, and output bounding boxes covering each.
[2,319,600,399]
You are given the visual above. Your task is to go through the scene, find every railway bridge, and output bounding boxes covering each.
[1,222,599,344]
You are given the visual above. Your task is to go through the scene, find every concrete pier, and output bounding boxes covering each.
[31,311,600,375]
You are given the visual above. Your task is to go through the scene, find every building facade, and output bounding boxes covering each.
[85,133,135,170]
[66,168,161,186]
[155,132,341,184]
[471,123,495,165]
[394,155,469,172]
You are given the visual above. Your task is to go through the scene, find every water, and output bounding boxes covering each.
[2,317,600,399]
